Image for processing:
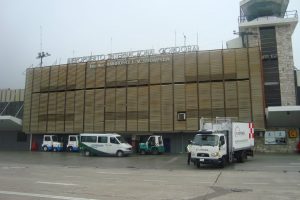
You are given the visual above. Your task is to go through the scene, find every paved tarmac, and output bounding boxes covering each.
[0,151,299,200]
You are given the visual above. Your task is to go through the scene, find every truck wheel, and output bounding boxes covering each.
[219,157,226,168]
[140,150,146,155]
[196,161,201,168]
[42,146,48,152]
[152,148,159,155]
[237,152,246,163]
[116,150,124,157]
[84,150,91,157]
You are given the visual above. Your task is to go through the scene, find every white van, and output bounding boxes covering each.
[79,133,132,157]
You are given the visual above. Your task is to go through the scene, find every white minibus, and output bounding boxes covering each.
[79,133,132,157]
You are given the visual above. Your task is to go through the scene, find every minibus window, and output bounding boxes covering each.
[98,136,108,143]
[116,136,126,143]
[110,137,120,144]
[81,136,96,143]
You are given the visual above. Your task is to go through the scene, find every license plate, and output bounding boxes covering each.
[200,158,204,162]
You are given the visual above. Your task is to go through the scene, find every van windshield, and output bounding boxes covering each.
[192,135,219,146]
[116,136,126,144]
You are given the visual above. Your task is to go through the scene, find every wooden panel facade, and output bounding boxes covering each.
[105,88,116,131]
[58,65,67,90]
[161,85,173,131]
[138,86,149,131]
[47,93,56,132]
[127,87,137,131]
[23,69,33,132]
[65,91,75,133]
[150,61,160,84]
[185,83,198,130]
[94,89,105,132]
[198,51,210,81]
[174,84,186,131]
[149,85,161,131]
[84,90,95,132]
[23,47,265,134]
[116,88,126,132]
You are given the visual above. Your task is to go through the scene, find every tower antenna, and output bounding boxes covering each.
[36,26,51,67]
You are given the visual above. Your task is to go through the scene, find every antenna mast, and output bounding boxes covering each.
[36,26,51,67]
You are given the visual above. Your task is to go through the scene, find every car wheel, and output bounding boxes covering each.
[116,150,124,157]
[43,146,48,152]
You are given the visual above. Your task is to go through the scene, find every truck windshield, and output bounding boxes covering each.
[192,135,219,146]
[52,136,58,142]
[116,136,126,144]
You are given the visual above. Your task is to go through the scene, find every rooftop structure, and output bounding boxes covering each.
[240,0,289,21]
[239,0,298,32]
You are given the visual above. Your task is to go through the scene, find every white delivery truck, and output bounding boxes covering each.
[79,133,132,157]
[41,135,64,152]
[190,118,254,168]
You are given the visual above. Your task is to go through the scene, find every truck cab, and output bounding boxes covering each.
[42,135,63,152]
[67,135,79,152]
[139,135,165,155]
[190,131,228,168]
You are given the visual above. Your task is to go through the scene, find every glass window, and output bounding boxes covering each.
[81,136,97,143]
[110,137,119,144]
[260,26,281,107]
[70,136,76,142]
[158,137,163,145]
[45,136,51,141]
[98,136,108,143]
[220,136,225,146]
[192,134,219,146]
[116,136,126,143]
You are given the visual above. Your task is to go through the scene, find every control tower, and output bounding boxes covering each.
[228,0,298,107]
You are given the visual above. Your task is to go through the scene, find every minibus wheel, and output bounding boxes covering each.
[84,150,91,156]
[116,150,124,157]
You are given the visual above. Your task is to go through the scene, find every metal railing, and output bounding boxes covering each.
[239,10,298,23]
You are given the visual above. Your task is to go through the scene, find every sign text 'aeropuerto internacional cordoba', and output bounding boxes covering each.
[67,45,199,65]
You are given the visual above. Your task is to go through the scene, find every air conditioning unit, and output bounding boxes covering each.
[177,112,186,121]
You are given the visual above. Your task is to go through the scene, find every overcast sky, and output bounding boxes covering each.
[0,0,299,89]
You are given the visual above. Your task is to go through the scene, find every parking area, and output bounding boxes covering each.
[0,151,299,200]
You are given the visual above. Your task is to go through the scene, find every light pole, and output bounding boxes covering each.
[36,51,51,67]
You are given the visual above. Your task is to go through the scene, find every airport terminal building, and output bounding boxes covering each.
[3,0,299,153]
[22,47,265,152]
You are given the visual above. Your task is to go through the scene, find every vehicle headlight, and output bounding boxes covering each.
[211,152,220,157]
